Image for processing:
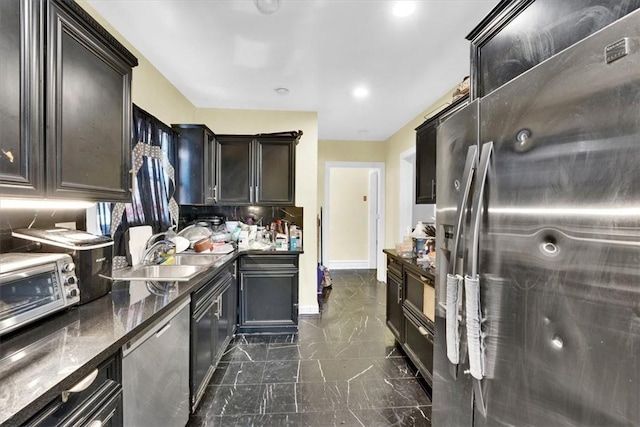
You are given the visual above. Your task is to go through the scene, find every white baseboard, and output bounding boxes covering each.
[299,304,319,315]
[326,260,370,270]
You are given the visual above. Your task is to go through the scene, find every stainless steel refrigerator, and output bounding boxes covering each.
[433,9,640,427]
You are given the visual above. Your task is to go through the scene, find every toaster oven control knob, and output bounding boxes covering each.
[66,276,77,286]
[67,288,79,298]
[63,262,76,273]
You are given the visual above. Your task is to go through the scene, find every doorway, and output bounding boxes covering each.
[323,162,386,281]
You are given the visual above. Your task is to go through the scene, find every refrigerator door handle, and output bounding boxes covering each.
[469,141,493,276]
[445,144,478,370]
[464,141,493,417]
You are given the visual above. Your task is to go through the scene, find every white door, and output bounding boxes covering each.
[368,170,379,268]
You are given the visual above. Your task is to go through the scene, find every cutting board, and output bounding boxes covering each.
[126,226,153,266]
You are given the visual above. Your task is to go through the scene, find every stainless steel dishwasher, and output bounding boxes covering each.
[122,297,190,427]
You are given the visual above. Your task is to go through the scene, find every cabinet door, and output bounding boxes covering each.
[386,272,403,343]
[174,125,216,205]
[0,0,42,197]
[215,136,252,204]
[192,296,215,410]
[415,119,437,204]
[47,0,133,201]
[255,138,295,205]
[239,270,298,328]
[213,276,234,364]
[403,310,434,387]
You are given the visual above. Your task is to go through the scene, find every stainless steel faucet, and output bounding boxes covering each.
[140,228,177,265]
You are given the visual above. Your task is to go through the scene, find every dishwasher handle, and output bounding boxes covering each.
[123,297,190,357]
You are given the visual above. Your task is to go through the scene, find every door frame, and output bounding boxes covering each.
[399,147,415,240]
[323,161,386,281]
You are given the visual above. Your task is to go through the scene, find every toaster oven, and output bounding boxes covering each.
[0,253,80,336]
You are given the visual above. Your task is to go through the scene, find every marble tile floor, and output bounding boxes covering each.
[188,269,432,427]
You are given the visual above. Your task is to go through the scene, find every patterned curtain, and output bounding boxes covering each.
[97,105,178,257]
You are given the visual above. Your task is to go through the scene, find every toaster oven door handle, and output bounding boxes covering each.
[61,369,99,402]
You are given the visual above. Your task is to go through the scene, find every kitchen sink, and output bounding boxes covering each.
[113,264,206,282]
[171,254,225,266]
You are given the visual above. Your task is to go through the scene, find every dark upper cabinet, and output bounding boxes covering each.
[467,0,640,99]
[0,0,137,201]
[415,119,437,204]
[415,96,468,205]
[47,0,136,201]
[173,124,216,205]
[255,137,296,205]
[0,0,42,196]
[215,133,298,206]
[215,135,253,205]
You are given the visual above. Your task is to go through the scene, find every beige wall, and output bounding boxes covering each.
[383,88,458,249]
[317,139,386,210]
[327,168,369,261]
[79,2,320,313]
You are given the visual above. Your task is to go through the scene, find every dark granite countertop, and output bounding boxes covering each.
[0,248,303,426]
[383,248,436,281]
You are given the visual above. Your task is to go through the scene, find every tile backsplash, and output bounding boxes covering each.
[179,205,303,230]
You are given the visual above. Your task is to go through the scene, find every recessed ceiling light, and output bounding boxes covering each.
[353,86,369,98]
[393,1,416,17]
[274,87,289,95]
[254,0,281,15]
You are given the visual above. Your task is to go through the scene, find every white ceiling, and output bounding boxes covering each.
[87,0,498,141]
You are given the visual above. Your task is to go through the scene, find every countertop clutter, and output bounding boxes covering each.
[383,248,436,279]
[0,248,302,426]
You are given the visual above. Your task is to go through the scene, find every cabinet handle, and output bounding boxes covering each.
[418,326,430,337]
[431,179,436,199]
[129,169,134,193]
[155,322,171,337]
[250,185,253,201]
[61,369,98,402]
[215,295,222,319]
[255,185,259,201]
[397,282,402,304]
[213,185,218,203]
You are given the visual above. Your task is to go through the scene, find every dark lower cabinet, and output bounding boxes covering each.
[386,263,403,343]
[238,254,299,333]
[384,251,435,388]
[403,309,434,387]
[26,353,123,426]
[190,263,236,413]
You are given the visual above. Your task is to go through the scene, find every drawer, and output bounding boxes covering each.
[387,256,402,279]
[403,310,434,385]
[240,255,298,270]
[404,270,435,324]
